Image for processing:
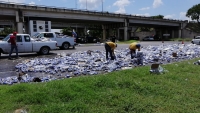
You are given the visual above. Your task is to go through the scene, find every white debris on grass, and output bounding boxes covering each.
[1,44,200,85]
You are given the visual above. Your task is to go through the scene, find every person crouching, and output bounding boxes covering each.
[129,42,141,59]
[105,41,117,60]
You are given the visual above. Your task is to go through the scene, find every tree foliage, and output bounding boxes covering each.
[61,27,72,36]
[0,27,15,35]
[87,24,102,38]
[186,3,200,24]
[136,27,154,32]
[151,15,164,19]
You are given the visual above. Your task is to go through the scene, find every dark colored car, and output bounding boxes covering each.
[76,36,87,43]
[153,35,161,41]
[86,36,99,43]
[130,36,139,40]
[142,36,154,41]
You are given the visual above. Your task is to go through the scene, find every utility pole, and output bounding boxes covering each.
[75,0,77,9]
[86,0,87,10]
[102,0,103,12]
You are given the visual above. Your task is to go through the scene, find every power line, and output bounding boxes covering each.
[75,0,77,9]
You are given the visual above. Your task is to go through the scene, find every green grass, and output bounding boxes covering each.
[1,59,200,113]
[117,40,139,44]
[170,38,192,42]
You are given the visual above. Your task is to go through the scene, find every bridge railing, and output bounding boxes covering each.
[0,1,187,23]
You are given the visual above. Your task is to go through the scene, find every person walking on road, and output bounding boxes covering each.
[9,32,19,60]
[105,41,117,60]
[129,42,141,59]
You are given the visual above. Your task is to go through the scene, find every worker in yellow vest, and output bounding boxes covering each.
[129,42,141,59]
[105,41,117,60]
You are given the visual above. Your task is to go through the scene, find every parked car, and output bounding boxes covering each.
[86,36,100,43]
[191,36,200,45]
[153,35,161,41]
[142,36,154,41]
[76,36,87,43]
[130,36,139,40]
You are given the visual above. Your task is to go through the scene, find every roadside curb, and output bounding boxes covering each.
[77,43,105,46]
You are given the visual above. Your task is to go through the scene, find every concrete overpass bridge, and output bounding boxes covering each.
[0,1,187,40]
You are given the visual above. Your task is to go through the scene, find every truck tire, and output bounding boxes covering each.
[39,47,49,55]
[62,42,70,50]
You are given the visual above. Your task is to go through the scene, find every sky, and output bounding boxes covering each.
[1,0,199,21]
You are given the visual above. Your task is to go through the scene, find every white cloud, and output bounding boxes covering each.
[113,0,131,14]
[29,1,35,4]
[135,13,150,17]
[164,14,175,19]
[139,7,150,11]
[153,0,163,8]
[79,0,102,10]
[179,12,189,20]
[1,0,25,3]
[115,7,126,14]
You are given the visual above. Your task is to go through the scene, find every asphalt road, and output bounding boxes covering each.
[0,41,190,78]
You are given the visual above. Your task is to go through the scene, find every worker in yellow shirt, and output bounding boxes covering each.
[129,42,141,59]
[105,41,117,60]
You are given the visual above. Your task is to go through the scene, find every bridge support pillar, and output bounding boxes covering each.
[172,30,175,38]
[179,23,183,38]
[17,22,24,34]
[117,28,120,40]
[159,30,162,38]
[131,27,138,37]
[179,29,182,38]
[84,26,87,39]
[16,10,24,33]
[102,25,106,41]
[108,29,113,36]
[124,19,128,41]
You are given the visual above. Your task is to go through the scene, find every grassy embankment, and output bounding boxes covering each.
[1,58,200,113]
[117,40,138,44]
[170,38,192,42]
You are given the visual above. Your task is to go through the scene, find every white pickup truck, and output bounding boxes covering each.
[32,32,76,49]
[0,34,57,56]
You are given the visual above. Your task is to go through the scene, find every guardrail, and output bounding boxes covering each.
[0,1,187,23]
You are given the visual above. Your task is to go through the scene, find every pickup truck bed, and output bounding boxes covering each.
[32,32,76,50]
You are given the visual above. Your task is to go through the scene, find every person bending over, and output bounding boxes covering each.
[129,42,141,59]
[105,41,117,60]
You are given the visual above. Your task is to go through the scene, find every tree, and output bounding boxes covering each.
[151,15,164,19]
[87,24,102,37]
[136,27,154,32]
[0,27,15,35]
[186,3,200,25]
[61,27,72,36]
